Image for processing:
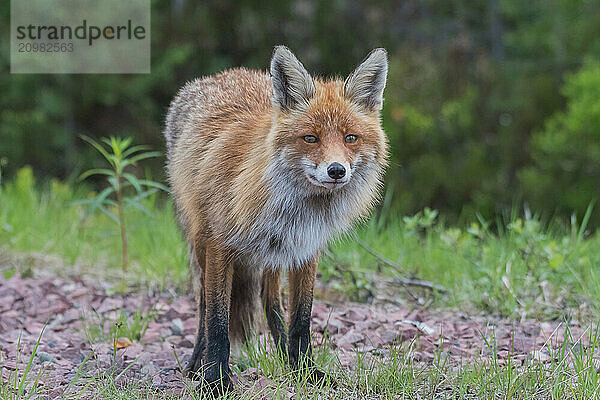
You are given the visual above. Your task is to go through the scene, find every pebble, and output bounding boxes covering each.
[141,361,160,377]
[36,351,57,363]
[171,318,184,336]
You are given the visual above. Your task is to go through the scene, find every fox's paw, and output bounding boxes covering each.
[196,378,234,398]
[290,356,330,386]
[196,368,234,397]
[298,365,330,385]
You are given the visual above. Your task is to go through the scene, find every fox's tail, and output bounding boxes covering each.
[229,262,261,343]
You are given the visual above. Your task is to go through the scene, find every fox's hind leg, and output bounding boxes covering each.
[288,256,325,382]
[261,268,287,357]
[185,246,206,379]
[201,242,234,394]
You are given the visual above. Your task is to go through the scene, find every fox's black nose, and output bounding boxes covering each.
[327,162,346,180]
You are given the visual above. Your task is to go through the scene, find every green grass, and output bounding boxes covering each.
[323,206,600,321]
[0,328,47,400]
[3,167,600,396]
[0,167,187,286]
[2,166,600,320]
[4,324,600,399]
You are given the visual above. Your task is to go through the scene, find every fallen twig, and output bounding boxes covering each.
[390,275,448,294]
[353,235,448,294]
[353,236,402,269]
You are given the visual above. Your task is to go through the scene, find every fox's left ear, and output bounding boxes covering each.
[344,48,388,111]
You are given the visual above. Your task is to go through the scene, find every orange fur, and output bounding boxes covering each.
[164,46,389,388]
[166,72,387,252]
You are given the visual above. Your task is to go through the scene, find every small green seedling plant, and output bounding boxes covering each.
[78,136,167,275]
[0,328,46,400]
[80,308,156,346]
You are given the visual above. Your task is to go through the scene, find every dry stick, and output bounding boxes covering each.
[389,275,449,294]
[353,236,449,294]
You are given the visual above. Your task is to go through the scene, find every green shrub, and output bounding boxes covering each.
[519,62,600,224]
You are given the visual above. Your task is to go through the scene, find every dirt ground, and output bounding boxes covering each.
[0,273,589,397]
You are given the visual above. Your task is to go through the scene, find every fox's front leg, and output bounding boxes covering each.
[202,243,234,394]
[288,255,325,382]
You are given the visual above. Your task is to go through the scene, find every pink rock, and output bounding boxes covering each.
[337,331,364,350]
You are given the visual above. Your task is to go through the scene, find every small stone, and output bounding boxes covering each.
[141,361,160,377]
[36,351,56,364]
[159,328,171,338]
[337,331,364,350]
[171,318,184,336]
[379,330,399,344]
[345,307,369,322]
[165,335,180,343]
[177,338,194,348]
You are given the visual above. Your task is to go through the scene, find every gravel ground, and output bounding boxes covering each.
[0,274,588,397]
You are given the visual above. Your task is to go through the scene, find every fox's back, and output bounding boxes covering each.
[164,68,272,158]
[164,68,277,244]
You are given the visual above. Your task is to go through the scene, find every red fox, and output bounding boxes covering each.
[164,46,388,392]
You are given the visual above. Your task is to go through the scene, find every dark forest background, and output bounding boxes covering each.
[2,0,600,225]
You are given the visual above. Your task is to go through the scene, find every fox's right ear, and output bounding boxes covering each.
[270,46,315,111]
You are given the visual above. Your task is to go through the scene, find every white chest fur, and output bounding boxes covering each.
[227,178,354,269]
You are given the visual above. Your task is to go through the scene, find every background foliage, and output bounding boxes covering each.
[1,0,600,224]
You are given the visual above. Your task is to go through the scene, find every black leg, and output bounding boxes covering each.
[201,244,234,395]
[186,289,206,378]
[288,257,325,382]
[185,247,206,379]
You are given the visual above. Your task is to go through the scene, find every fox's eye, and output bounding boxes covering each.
[302,135,319,144]
[344,134,358,144]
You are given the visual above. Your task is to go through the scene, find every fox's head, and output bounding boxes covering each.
[268,46,388,193]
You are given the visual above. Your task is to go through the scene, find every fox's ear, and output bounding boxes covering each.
[344,48,388,111]
[270,46,315,111]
